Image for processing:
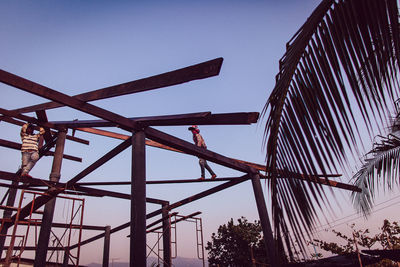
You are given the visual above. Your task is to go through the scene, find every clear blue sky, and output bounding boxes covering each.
[2,0,399,265]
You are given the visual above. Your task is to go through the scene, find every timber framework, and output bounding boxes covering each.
[0,58,359,266]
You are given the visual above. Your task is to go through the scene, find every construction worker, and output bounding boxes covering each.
[20,123,45,178]
[188,125,217,180]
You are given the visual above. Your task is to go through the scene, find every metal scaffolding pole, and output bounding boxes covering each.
[131,130,146,267]
[34,129,67,267]
[162,203,171,267]
[251,173,279,267]
[0,180,19,258]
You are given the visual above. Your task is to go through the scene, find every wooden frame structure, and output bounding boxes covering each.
[0,58,360,266]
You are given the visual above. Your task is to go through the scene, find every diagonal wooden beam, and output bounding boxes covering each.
[10,57,223,114]
[75,127,360,192]
[0,69,137,131]
[0,69,258,174]
[69,175,250,250]
[8,138,131,225]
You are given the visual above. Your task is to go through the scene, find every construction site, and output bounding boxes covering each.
[0,57,361,267]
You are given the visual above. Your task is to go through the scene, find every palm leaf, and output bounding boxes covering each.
[261,0,400,257]
[352,125,400,215]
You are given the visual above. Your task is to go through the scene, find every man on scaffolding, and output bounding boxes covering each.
[20,123,45,178]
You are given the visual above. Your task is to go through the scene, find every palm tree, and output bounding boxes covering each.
[261,0,400,259]
[352,99,400,216]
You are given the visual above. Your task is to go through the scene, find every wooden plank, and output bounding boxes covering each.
[11,57,223,113]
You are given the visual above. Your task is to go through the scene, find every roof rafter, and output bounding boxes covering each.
[10,57,223,114]
[49,112,259,128]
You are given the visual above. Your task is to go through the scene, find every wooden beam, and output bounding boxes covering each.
[0,69,258,174]
[0,107,56,129]
[50,112,211,128]
[35,110,54,143]
[69,175,250,250]
[0,139,82,162]
[0,170,164,204]
[49,112,259,128]
[0,113,89,145]
[6,139,132,226]
[145,127,259,174]
[11,57,223,114]
[77,127,181,153]
[75,128,359,191]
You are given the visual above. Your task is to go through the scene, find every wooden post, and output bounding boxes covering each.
[62,248,69,267]
[34,129,67,267]
[251,173,279,267]
[103,225,111,267]
[162,204,171,267]
[131,130,146,267]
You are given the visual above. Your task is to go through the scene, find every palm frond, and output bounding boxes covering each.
[261,0,400,256]
[352,144,400,215]
[352,129,400,215]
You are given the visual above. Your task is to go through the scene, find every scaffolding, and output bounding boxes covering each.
[0,190,84,267]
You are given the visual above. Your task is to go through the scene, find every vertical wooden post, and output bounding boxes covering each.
[162,203,171,267]
[34,129,67,267]
[251,173,279,267]
[62,248,69,267]
[103,225,111,267]
[131,130,146,267]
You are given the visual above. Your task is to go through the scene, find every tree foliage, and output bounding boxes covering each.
[311,220,400,266]
[205,217,269,267]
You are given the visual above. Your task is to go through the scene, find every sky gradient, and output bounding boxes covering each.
[2,0,399,265]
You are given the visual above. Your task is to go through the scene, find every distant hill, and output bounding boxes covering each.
[87,257,206,267]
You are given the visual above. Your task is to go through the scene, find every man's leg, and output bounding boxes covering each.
[21,152,30,175]
[198,158,206,179]
[24,152,39,175]
[204,161,217,179]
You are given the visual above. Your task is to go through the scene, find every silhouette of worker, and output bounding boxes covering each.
[188,125,217,180]
[20,123,45,178]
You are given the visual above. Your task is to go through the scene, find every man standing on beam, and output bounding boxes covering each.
[188,125,217,180]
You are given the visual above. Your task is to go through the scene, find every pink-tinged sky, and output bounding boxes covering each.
[1,0,398,265]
